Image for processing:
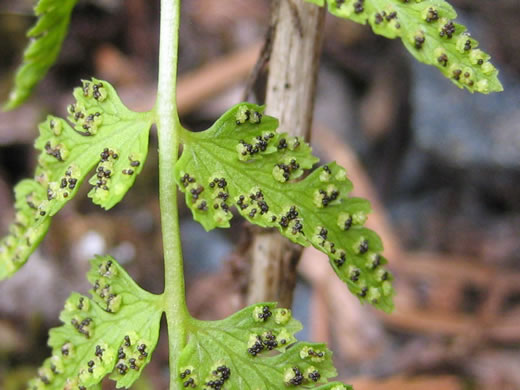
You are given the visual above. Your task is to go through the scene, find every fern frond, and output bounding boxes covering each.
[4,0,79,110]
[178,303,353,389]
[0,79,152,279]
[28,256,162,389]
[306,0,502,93]
[176,103,394,312]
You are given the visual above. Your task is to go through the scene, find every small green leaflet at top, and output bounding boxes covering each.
[28,256,162,390]
[180,302,353,389]
[4,0,79,110]
[0,79,152,280]
[175,103,394,312]
[306,0,502,94]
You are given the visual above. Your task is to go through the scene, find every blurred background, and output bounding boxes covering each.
[0,0,519,389]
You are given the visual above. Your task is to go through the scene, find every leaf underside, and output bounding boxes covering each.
[4,0,79,110]
[28,256,162,390]
[306,0,502,93]
[176,103,394,312]
[179,303,353,390]
[0,79,152,280]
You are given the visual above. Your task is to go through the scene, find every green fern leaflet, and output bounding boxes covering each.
[0,79,152,280]
[179,303,353,389]
[176,103,394,312]
[28,256,162,390]
[306,0,502,93]
[4,0,79,110]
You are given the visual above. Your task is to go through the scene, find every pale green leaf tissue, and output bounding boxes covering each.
[0,79,152,280]
[306,0,502,93]
[176,103,394,312]
[178,302,353,389]
[4,0,79,110]
[28,256,162,390]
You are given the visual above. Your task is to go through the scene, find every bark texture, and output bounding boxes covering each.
[246,0,326,307]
